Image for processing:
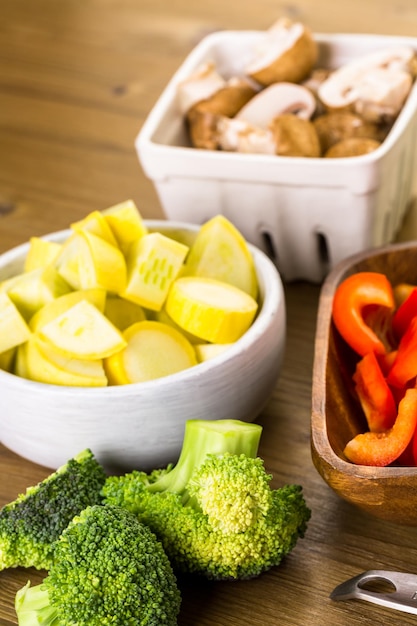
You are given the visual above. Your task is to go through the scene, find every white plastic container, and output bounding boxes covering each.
[136,31,417,282]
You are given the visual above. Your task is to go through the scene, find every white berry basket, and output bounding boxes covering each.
[136,30,417,282]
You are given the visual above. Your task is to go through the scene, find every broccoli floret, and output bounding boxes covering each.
[103,419,310,580]
[15,505,181,626]
[0,448,106,571]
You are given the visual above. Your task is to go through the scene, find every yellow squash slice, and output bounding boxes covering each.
[183,215,258,299]
[29,288,106,332]
[24,237,62,272]
[39,299,126,359]
[102,200,148,253]
[71,210,118,247]
[104,320,197,384]
[24,336,108,387]
[0,292,32,353]
[0,266,71,321]
[165,276,258,343]
[194,343,233,362]
[104,296,147,331]
[122,232,189,311]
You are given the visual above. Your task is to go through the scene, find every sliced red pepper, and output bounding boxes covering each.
[392,287,417,340]
[387,316,417,388]
[377,350,397,376]
[332,272,395,357]
[393,282,417,308]
[353,351,397,432]
[343,388,417,466]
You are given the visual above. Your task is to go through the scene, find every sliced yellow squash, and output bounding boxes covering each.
[104,320,197,384]
[122,232,189,311]
[102,199,148,253]
[104,296,147,331]
[194,343,233,362]
[71,210,118,247]
[29,288,106,332]
[165,276,258,343]
[25,336,107,387]
[39,299,126,359]
[1,266,71,321]
[24,237,62,272]
[0,292,32,353]
[183,215,258,299]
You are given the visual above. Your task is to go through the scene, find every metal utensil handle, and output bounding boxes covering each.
[330,570,417,615]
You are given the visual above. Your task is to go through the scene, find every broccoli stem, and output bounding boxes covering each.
[15,581,59,626]
[147,419,263,498]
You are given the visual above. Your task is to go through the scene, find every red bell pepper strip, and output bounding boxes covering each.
[387,316,417,388]
[393,282,417,308]
[344,388,417,466]
[392,287,417,340]
[353,351,397,432]
[332,272,395,357]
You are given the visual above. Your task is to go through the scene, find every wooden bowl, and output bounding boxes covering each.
[311,240,417,525]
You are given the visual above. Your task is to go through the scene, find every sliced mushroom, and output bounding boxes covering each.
[269,114,321,157]
[353,68,412,123]
[235,82,316,129]
[245,17,318,86]
[313,112,385,153]
[180,62,260,149]
[187,109,223,150]
[177,62,227,115]
[324,137,381,158]
[216,117,276,154]
[318,47,416,123]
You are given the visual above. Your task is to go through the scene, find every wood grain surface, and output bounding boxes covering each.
[2,1,417,625]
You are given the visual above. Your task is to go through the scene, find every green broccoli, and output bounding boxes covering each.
[102,419,311,580]
[15,504,181,626]
[0,448,106,571]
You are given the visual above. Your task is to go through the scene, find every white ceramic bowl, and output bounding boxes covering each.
[136,31,417,283]
[0,221,286,473]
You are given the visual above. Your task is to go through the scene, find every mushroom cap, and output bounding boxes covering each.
[269,113,321,157]
[324,137,381,158]
[186,109,223,150]
[313,111,385,153]
[235,82,316,129]
[177,62,226,114]
[245,17,318,86]
[216,117,276,154]
[318,46,416,122]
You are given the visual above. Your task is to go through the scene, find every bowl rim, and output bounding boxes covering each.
[311,239,417,479]
[0,219,285,397]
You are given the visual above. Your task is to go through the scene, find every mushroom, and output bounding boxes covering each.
[216,117,276,154]
[235,82,316,128]
[318,47,416,123]
[177,61,257,115]
[324,137,381,158]
[245,17,318,86]
[178,62,259,149]
[269,114,321,157]
[313,111,385,153]
[177,62,227,115]
[186,109,224,150]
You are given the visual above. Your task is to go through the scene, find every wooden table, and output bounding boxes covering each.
[2,1,417,624]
